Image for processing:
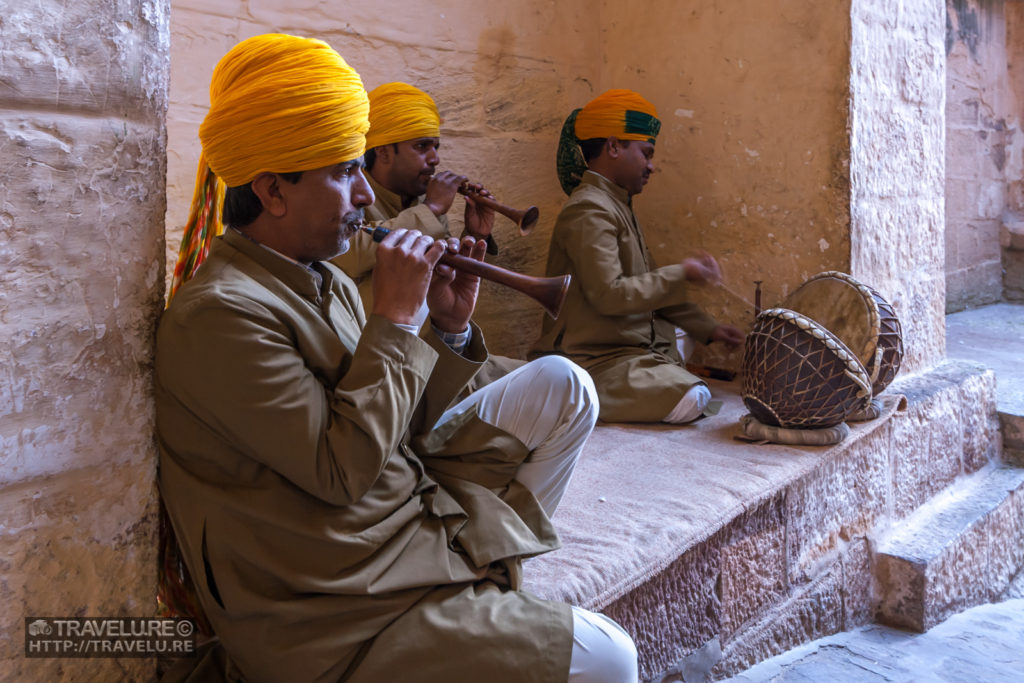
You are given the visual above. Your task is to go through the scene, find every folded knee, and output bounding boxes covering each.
[525,356,599,420]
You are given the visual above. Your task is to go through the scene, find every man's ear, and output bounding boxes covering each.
[605,136,622,159]
[375,144,393,168]
[250,172,288,218]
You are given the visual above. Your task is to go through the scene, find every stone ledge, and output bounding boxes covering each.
[875,466,1024,632]
[522,360,999,680]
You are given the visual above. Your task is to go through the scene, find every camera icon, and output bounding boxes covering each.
[28,619,52,636]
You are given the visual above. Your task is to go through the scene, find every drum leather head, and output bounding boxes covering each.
[784,271,903,395]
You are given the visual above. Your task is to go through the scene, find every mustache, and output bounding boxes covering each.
[342,209,365,228]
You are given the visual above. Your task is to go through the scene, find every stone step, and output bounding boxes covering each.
[874,465,1024,632]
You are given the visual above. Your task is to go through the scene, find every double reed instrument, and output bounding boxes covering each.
[456,184,540,234]
[359,224,570,320]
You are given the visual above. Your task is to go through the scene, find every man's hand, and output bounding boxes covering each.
[460,182,496,241]
[682,251,723,285]
[371,228,445,326]
[423,170,468,218]
[427,235,486,333]
[710,324,745,348]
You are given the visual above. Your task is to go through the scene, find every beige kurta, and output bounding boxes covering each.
[157,230,571,682]
[530,171,720,422]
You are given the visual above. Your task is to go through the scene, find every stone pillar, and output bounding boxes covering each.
[850,0,947,372]
[0,1,169,679]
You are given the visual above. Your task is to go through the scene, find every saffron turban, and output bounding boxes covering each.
[170,33,370,299]
[556,89,661,195]
[574,89,661,143]
[364,82,442,150]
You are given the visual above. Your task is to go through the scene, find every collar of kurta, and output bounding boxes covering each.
[366,171,424,214]
[221,228,331,301]
[579,169,632,207]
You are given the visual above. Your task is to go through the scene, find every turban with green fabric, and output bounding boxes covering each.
[556,89,661,195]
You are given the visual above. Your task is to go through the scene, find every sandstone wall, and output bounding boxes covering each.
[851,0,948,373]
[598,0,853,371]
[0,1,169,679]
[945,0,1024,312]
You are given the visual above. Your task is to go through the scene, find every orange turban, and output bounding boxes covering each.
[364,82,442,149]
[574,89,660,143]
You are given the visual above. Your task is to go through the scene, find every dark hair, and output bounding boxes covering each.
[364,147,378,171]
[363,143,399,172]
[223,171,303,229]
[578,137,630,163]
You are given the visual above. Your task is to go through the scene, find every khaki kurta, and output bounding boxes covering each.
[530,171,720,422]
[157,230,571,682]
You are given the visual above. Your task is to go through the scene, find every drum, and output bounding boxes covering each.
[782,271,903,395]
[742,308,873,429]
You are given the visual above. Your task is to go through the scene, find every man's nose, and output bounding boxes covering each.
[353,169,375,208]
[426,148,440,166]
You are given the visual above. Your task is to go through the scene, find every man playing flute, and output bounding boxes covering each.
[332,82,496,316]
[157,34,637,683]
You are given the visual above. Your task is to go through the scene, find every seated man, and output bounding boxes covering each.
[334,80,522,389]
[157,34,637,682]
[332,81,496,314]
[531,90,744,424]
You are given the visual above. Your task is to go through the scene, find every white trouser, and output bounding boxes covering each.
[668,327,711,424]
[437,355,598,515]
[570,607,639,683]
[438,358,637,681]
[663,383,711,424]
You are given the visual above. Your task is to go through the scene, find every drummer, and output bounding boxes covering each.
[530,89,744,424]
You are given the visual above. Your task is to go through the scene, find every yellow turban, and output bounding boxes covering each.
[170,33,370,300]
[364,82,442,150]
[574,89,660,143]
[201,33,369,185]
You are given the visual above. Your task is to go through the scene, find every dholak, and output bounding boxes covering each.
[742,308,872,429]
[782,271,903,395]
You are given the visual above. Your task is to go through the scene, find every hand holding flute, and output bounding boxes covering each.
[424,171,496,245]
[362,224,570,320]
[370,227,485,333]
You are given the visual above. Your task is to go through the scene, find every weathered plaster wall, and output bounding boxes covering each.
[166,0,601,358]
[945,0,1023,311]
[851,0,947,373]
[597,0,853,371]
[0,1,169,679]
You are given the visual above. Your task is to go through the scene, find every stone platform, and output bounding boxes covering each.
[522,359,1007,681]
